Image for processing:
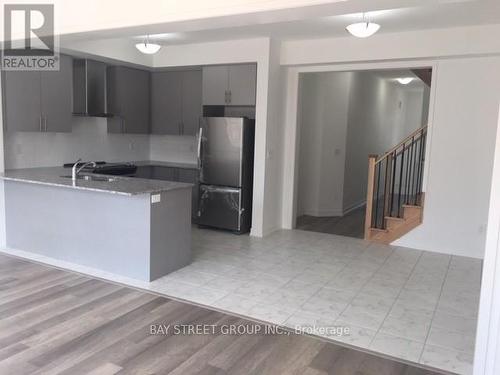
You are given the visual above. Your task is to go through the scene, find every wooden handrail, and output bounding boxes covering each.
[376,125,428,164]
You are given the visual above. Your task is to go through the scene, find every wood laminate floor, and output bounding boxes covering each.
[0,253,446,375]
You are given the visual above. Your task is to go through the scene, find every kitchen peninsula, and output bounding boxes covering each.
[0,167,193,281]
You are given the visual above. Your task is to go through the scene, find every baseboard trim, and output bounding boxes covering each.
[300,208,344,217]
[343,200,366,216]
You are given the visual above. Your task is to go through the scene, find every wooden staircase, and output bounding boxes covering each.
[364,126,427,244]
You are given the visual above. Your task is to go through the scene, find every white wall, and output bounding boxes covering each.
[296,70,426,217]
[149,135,197,165]
[280,24,500,259]
[473,104,500,375]
[281,25,500,66]
[343,72,426,211]
[261,39,285,235]
[395,56,500,258]
[3,118,150,169]
[297,72,351,217]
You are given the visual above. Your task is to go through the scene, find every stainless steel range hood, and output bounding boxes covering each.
[72,59,113,117]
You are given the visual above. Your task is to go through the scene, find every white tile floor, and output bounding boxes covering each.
[2,227,482,375]
[154,227,481,375]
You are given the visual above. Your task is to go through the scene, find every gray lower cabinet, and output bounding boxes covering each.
[2,54,73,132]
[151,70,202,136]
[107,66,150,134]
[178,168,199,219]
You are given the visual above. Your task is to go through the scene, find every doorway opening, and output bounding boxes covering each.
[295,68,432,239]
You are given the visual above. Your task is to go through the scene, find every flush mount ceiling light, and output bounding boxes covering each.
[397,77,414,85]
[135,35,161,54]
[346,13,380,38]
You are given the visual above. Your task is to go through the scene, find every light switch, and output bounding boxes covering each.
[151,194,161,204]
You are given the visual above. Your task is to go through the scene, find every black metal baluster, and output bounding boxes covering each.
[408,138,413,204]
[390,150,397,216]
[412,135,418,203]
[404,141,410,204]
[374,163,382,228]
[397,144,405,217]
[382,157,389,227]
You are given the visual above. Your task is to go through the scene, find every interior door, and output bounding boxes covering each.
[201,117,244,187]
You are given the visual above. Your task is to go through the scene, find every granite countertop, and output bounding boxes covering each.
[0,167,193,196]
[133,160,199,170]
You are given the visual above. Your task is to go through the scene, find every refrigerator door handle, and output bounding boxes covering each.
[197,126,203,169]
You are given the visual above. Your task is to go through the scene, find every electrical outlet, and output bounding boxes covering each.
[151,194,161,204]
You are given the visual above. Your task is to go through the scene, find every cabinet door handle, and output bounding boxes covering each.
[228,90,232,104]
[44,117,47,132]
[39,116,42,132]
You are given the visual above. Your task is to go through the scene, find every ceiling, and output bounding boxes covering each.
[126,0,500,45]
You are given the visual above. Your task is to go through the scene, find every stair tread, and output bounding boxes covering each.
[385,216,405,221]
[370,228,388,233]
[402,204,422,209]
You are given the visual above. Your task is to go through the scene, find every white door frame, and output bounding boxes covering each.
[281,60,438,229]
[473,104,500,375]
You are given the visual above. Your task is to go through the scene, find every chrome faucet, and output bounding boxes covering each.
[72,159,97,181]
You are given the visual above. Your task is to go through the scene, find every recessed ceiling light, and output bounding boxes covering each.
[346,13,380,38]
[135,35,161,54]
[397,77,414,85]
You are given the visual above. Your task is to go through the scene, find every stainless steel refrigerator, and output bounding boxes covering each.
[197,117,255,233]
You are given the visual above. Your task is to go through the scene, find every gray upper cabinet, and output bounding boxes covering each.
[202,64,256,106]
[228,64,257,106]
[151,71,182,135]
[2,70,42,132]
[202,66,229,106]
[2,54,73,132]
[107,66,150,134]
[182,70,202,135]
[151,69,202,136]
[40,54,73,132]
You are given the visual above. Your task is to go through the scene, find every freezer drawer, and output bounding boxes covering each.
[198,185,251,233]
